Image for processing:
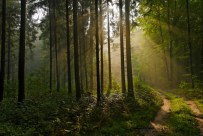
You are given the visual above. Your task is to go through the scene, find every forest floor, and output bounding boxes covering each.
[146,90,203,136]
[0,87,202,136]
[0,84,163,136]
[144,95,171,136]
[186,100,203,135]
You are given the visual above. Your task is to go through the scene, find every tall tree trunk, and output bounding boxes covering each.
[18,0,26,102]
[107,1,112,90]
[81,22,88,91]
[84,36,88,91]
[95,0,101,103]
[63,68,66,90]
[125,0,134,95]
[186,0,194,88]
[0,0,6,101]
[119,0,126,94]
[73,0,81,100]
[79,34,84,93]
[90,38,94,92]
[99,0,104,95]
[53,0,60,92]
[167,0,173,86]
[7,17,11,84]
[89,2,94,93]
[158,4,170,81]
[201,40,203,82]
[79,8,84,93]
[49,0,53,93]
[66,0,72,94]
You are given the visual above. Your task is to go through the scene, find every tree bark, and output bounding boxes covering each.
[186,0,194,88]
[7,16,11,84]
[99,0,104,95]
[95,0,101,103]
[201,40,203,82]
[18,0,26,102]
[66,0,72,94]
[125,0,134,96]
[73,0,81,100]
[167,0,173,86]
[49,0,53,93]
[89,2,94,93]
[0,0,6,101]
[119,0,126,94]
[53,0,60,92]
[83,34,88,91]
[79,33,84,93]
[158,4,170,81]
[107,1,112,90]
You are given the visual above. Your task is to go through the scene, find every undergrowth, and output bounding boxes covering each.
[0,84,162,136]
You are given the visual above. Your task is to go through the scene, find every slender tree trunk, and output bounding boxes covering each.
[79,9,84,93]
[90,38,94,92]
[18,0,26,102]
[11,60,15,82]
[84,38,88,91]
[201,40,203,82]
[167,0,173,86]
[90,33,94,93]
[125,0,134,96]
[99,0,104,95]
[82,27,88,91]
[89,3,94,93]
[107,1,112,90]
[0,0,6,101]
[119,0,126,94]
[79,34,84,93]
[49,0,53,93]
[63,68,66,90]
[66,0,72,94]
[7,18,11,84]
[53,0,60,92]
[95,0,101,103]
[73,0,81,100]
[158,4,170,81]
[186,0,194,88]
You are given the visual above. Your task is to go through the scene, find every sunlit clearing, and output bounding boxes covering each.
[111,30,186,89]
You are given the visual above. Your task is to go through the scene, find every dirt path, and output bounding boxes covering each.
[144,96,171,136]
[186,101,203,136]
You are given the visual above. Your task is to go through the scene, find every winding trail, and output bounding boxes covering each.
[144,96,171,136]
[186,101,203,136]
[143,92,203,136]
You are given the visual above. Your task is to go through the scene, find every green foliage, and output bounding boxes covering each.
[25,66,49,97]
[195,100,203,117]
[86,84,162,135]
[0,84,162,135]
[172,87,203,100]
[112,80,121,91]
[137,0,203,87]
[179,81,191,89]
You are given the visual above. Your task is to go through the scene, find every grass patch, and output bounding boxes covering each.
[195,99,203,117]
[161,92,200,136]
[0,85,162,136]
[171,88,203,100]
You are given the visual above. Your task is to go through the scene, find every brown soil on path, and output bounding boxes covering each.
[186,101,203,136]
[144,96,171,136]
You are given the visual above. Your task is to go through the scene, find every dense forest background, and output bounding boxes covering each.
[0,0,202,101]
[0,0,203,135]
